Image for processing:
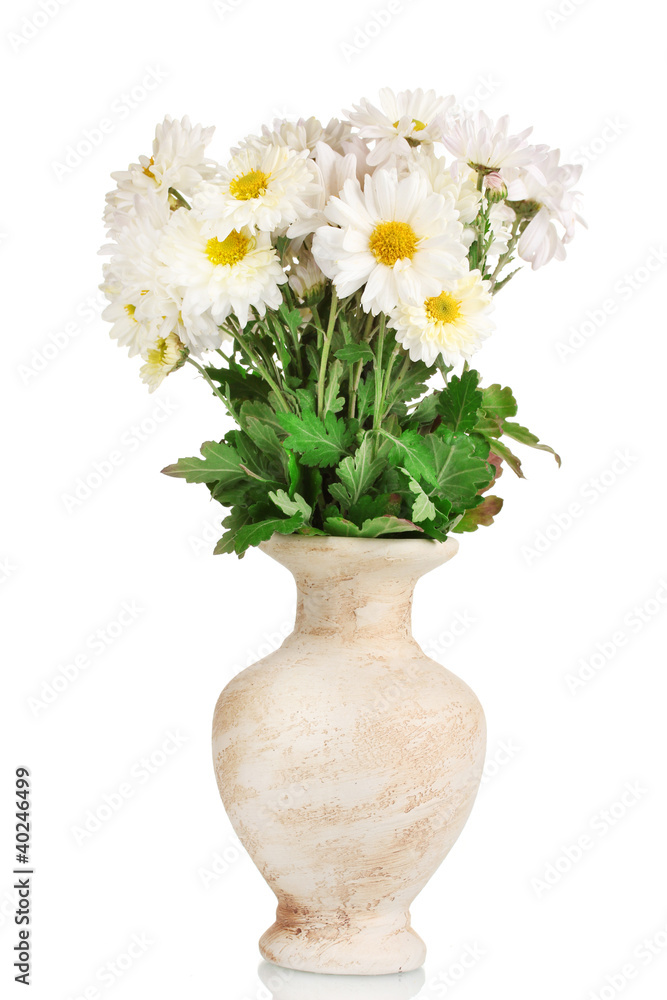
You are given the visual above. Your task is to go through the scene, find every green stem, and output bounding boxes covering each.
[489,216,521,290]
[372,315,386,431]
[348,311,375,420]
[186,357,229,407]
[317,289,338,417]
[233,329,292,413]
[384,351,411,410]
[168,187,191,210]
[378,342,400,422]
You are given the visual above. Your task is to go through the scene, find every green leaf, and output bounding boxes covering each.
[358,516,424,537]
[392,360,430,403]
[334,436,390,506]
[162,440,244,486]
[269,489,312,521]
[277,410,353,467]
[356,372,376,423]
[501,422,561,466]
[206,362,270,403]
[403,470,437,523]
[473,413,503,438]
[419,431,494,506]
[454,495,504,533]
[410,394,439,426]
[335,343,375,364]
[347,493,401,525]
[238,400,286,439]
[278,303,304,339]
[437,370,483,432]
[294,387,316,414]
[388,430,438,485]
[323,359,345,415]
[389,429,492,507]
[232,513,305,555]
[487,438,524,478]
[482,384,518,419]
[324,515,423,538]
[323,516,363,537]
[328,482,352,509]
[214,506,254,555]
[238,405,287,471]
[286,451,301,497]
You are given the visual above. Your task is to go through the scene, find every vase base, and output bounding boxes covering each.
[259,910,426,976]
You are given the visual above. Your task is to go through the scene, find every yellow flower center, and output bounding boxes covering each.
[142,156,155,179]
[393,118,427,131]
[425,292,462,325]
[147,338,168,365]
[369,221,418,267]
[124,304,136,319]
[229,169,270,201]
[205,231,251,267]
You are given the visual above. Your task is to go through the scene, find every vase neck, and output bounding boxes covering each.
[260,536,459,644]
[293,565,416,642]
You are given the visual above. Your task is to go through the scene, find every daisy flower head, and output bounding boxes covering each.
[287,140,361,241]
[312,167,467,316]
[506,149,585,269]
[159,209,287,336]
[389,270,494,367]
[105,116,216,231]
[238,116,353,158]
[100,271,155,359]
[140,332,189,393]
[100,192,181,357]
[197,144,320,238]
[443,111,546,183]
[413,152,482,234]
[346,88,455,166]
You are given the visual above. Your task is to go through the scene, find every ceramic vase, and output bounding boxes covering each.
[212,535,485,975]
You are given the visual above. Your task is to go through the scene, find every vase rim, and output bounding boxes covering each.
[259,532,459,567]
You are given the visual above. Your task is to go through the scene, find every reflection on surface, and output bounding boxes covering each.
[258,961,426,999]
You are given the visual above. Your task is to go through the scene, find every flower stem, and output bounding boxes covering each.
[372,315,386,431]
[186,357,230,407]
[233,329,292,413]
[378,342,400,422]
[317,289,338,417]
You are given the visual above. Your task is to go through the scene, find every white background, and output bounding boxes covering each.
[2,0,666,997]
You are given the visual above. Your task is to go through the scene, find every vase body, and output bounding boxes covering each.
[212,536,486,975]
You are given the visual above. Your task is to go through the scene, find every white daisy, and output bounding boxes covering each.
[105,116,216,231]
[506,149,585,269]
[159,210,287,332]
[238,116,352,158]
[100,193,181,357]
[412,153,482,248]
[196,144,319,238]
[389,270,494,366]
[443,111,546,182]
[288,140,361,241]
[140,332,188,393]
[346,88,454,166]
[312,168,467,316]
[99,273,154,358]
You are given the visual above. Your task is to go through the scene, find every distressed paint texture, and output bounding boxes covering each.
[212,536,486,975]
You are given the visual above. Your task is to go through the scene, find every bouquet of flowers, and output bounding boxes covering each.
[100,89,584,555]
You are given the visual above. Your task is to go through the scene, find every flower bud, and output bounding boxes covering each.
[485,171,508,203]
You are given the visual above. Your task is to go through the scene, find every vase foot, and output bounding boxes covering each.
[259,908,426,976]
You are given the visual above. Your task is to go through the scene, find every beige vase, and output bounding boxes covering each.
[212,535,486,976]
